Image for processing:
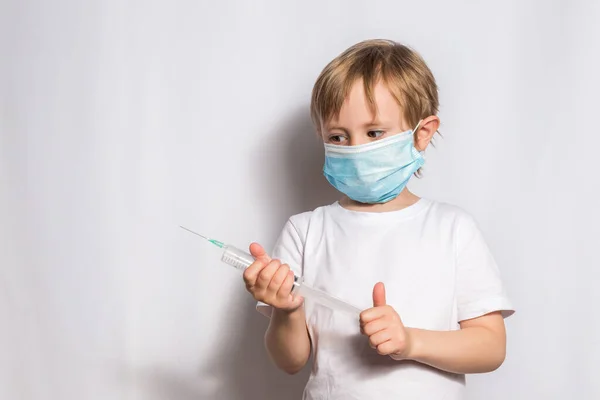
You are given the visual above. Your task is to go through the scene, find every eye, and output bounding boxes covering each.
[367,130,385,139]
[328,134,347,144]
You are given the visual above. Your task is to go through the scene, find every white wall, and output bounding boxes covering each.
[1,1,599,399]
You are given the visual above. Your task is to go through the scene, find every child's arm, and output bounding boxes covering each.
[243,243,311,374]
[265,307,311,374]
[406,313,506,374]
[361,282,506,374]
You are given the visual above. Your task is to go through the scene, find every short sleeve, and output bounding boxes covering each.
[455,214,514,322]
[256,217,305,318]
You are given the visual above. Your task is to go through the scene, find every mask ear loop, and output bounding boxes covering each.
[413,119,423,133]
[412,119,426,156]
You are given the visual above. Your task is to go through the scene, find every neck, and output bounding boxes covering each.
[339,189,421,212]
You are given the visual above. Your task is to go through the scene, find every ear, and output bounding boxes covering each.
[414,115,440,151]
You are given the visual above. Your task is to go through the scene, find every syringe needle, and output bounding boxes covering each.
[179,226,225,248]
[179,226,209,240]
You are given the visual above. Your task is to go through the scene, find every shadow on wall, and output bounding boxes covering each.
[203,109,337,399]
[139,109,338,400]
[254,106,340,227]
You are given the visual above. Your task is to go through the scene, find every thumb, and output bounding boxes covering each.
[249,242,271,263]
[372,282,386,307]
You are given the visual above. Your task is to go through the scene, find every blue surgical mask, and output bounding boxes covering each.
[323,122,424,204]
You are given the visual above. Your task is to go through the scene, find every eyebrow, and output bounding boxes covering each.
[325,118,389,132]
[325,126,347,132]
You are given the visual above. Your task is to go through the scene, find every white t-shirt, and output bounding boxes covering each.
[257,198,514,400]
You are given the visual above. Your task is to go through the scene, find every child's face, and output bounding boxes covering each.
[321,80,437,151]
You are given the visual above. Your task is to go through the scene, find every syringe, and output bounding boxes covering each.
[180,226,361,318]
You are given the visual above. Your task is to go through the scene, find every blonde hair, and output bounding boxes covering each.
[310,39,439,133]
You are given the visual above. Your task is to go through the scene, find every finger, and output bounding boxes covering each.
[369,330,391,349]
[255,259,281,290]
[276,270,296,299]
[360,306,388,324]
[267,263,290,294]
[361,318,388,336]
[376,340,399,356]
[249,243,271,263]
[372,282,386,307]
[243,258,269,287]
[288,292,304,310]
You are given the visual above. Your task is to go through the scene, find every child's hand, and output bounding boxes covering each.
[359,282,411,360]
[242,243,303,313]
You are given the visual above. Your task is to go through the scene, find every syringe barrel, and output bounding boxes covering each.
[221,246,256,270]
[221,245,302,285]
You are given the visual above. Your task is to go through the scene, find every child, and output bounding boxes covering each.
[242,39,514,399]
